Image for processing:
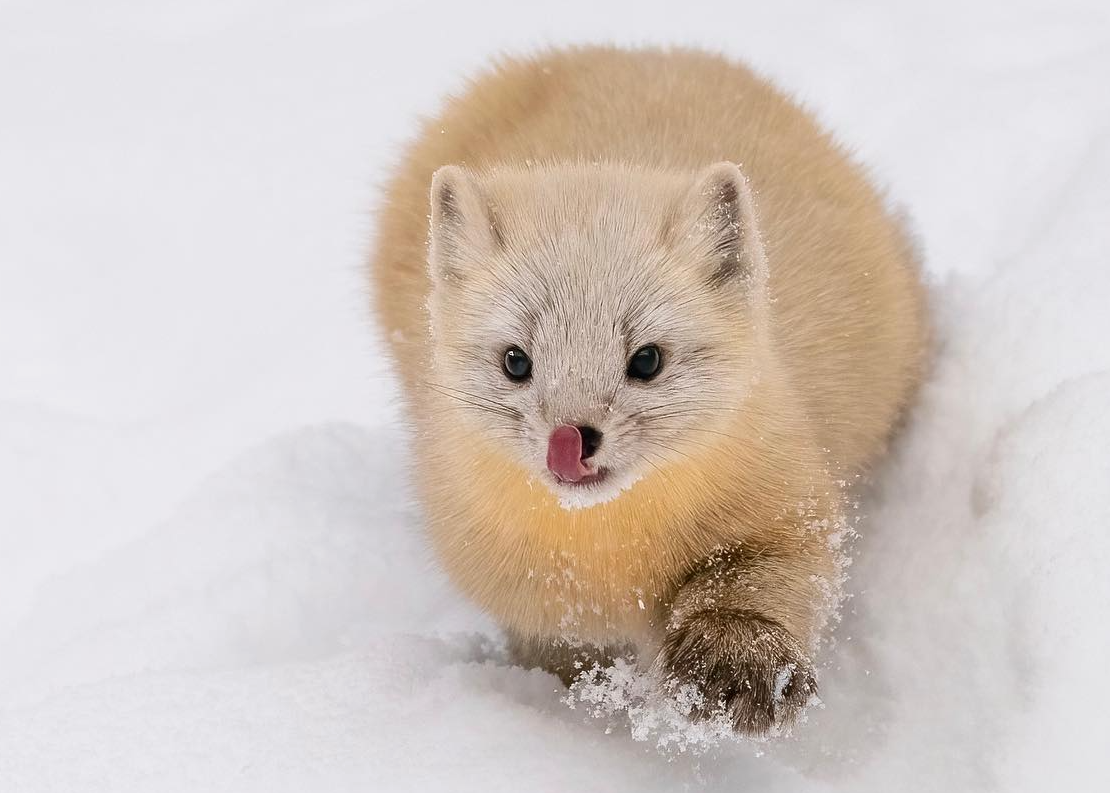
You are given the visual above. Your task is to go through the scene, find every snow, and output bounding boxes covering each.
[2,0,1109,790]
[564,658,741,753]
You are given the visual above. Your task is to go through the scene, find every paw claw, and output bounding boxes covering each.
[658,608,817,737]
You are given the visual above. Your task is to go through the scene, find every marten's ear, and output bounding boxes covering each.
[429,165,500,282]
[679,162,764,288]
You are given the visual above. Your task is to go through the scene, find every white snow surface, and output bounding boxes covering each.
[3,1,1110,790]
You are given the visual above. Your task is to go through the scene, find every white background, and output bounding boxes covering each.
[2,1,1109,790]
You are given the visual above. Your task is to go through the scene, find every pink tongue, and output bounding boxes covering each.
[547,425,592,482]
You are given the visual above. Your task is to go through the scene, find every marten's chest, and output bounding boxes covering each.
[424,455,756,643]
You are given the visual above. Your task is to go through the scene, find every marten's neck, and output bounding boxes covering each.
[414,376,823,641]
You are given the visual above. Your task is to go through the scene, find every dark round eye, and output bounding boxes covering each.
[502,346,532,381]
[627,345,662,381]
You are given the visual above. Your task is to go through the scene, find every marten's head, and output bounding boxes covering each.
[425,162,769,509]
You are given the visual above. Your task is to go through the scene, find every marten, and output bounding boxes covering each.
[370,46,927,736]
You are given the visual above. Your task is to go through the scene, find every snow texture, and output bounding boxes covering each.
[2,1,1109,790]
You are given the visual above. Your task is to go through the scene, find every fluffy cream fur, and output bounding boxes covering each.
[369,46,928,733]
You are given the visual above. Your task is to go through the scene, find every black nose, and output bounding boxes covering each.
[577,425,602,460]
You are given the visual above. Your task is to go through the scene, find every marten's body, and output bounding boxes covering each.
[370,47,927,735]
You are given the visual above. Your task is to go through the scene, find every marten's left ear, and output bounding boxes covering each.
[429,165,501,283]
[678,162,765,288]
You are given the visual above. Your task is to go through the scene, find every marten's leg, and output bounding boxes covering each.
[507,631,634,688]
[656,531,839,736]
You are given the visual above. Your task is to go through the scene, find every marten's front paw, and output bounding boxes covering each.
[658,608,817,737]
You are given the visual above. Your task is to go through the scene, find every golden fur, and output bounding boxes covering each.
[369,46,927,733]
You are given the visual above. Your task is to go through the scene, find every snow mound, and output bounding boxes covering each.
[565,659,742,753]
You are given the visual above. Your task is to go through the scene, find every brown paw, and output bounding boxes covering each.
[658,608,817,737]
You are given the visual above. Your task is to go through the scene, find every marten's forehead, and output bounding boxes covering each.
[480,167,686,246]
[475,254,700,353]
[489,212,666,278]
[460,168,720,344]
[490,210,688,289]
[466,219,706,341]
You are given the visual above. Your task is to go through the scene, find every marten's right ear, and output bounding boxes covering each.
[677,162,767,289]
[429,165,500,282]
